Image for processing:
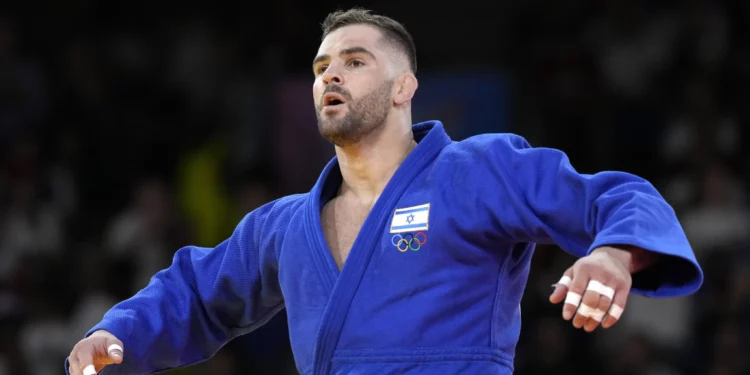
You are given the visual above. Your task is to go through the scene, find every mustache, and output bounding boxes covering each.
[321,85,351,102]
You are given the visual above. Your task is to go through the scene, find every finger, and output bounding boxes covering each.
[585,294,611,332]
[584,281,617,332]
[76,348,95,375]
[576,299,604,331]
[602,286,629,328]
[583,280,615,332]
[550,268,574,304]
[105,337,124,364]
[582,296,612,332]
[562,272,588,321]
[575,287,603,330]
[69,355,81,375]
[89,336,123,368]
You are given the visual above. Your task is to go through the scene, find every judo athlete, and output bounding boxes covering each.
[66,8,703,375]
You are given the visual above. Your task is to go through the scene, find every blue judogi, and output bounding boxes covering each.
[66,120,703,375]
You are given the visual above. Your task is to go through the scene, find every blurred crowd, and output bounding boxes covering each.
[0,1,748,375]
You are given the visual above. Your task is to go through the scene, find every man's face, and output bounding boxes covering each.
[312,24,395,147]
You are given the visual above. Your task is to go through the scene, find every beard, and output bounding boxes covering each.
[316,79,394,147]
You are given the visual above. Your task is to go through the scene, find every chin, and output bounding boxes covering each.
[318,123,357,147]
[318,122,343,137]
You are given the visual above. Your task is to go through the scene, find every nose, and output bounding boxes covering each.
[322,64,343,86]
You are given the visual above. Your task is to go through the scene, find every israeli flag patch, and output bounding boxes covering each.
[390,203,430,233]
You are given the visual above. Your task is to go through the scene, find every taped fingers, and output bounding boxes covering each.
[108,344,123,355]
[586,280,615,300]
[585,296,613,332]
[570,279,627,330]
[576,303,606,322]
[549,272,573,305]
[564,290,581,306]
[583,279,616,331]
[557,275,571,287]
[563,289,583,320]
[602,302,625,328]
[575,283,603,329]
[562,273,589,321]
[609,304,624,320]
[108,343,124,362]
[602,282,629,329]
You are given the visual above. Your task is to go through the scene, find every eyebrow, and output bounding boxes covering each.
[312,46,377,70]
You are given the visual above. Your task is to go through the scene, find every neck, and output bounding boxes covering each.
[335,120,416,204]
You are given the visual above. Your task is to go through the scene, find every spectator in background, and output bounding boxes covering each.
[0,138,64,280]
[0,16,46,149]
[104,178,191,294]
[680,160,750,257]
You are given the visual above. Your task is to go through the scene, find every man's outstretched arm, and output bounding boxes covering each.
[473,133,703,330]
[66,198,294,375]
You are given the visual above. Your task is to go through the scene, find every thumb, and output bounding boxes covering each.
[550,268,574,304]
[105,337,124,364]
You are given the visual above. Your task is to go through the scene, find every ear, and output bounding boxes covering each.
[393,73,418,105]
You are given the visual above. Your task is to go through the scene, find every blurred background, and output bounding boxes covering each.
[0,0,747,374]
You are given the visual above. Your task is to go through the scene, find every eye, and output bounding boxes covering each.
[316,65,328,75]
[348,59,364,68]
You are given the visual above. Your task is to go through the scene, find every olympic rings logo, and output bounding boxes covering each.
[391,232,427,252]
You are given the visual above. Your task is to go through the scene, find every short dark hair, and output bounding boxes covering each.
[321,8,417,73]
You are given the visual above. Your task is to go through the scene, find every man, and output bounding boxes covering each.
[66,8,703,375]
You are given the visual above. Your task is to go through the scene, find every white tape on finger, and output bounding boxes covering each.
[591,309,606,322]
[564,291,581,306]
[608,304,624,320]
[83,364,97,375]
[577,304,594,317]
[108,344,123,355]
[577,304,606,322]
[586,280,615,300]
[557,275,571,287]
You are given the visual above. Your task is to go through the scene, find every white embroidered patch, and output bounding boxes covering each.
[390,203,430,233]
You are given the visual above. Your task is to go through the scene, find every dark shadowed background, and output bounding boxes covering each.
[0,1,748,374]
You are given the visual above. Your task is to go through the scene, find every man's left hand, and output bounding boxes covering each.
[549,246,640,332]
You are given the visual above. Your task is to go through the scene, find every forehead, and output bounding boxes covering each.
[317,24,384,55]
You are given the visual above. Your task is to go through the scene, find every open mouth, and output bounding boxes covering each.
[323,93,347,107]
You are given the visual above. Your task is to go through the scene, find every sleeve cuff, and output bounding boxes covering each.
[587,235,703,298]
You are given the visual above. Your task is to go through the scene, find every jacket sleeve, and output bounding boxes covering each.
[479,133,703,298]
[65,197,294,374]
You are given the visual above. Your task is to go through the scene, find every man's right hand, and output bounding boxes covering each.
[68,330,124,375]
